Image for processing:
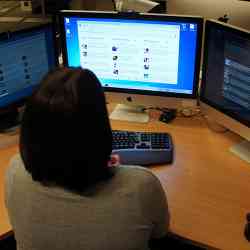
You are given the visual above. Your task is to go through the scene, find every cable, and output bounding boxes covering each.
[141,106,177,123]
[178,107,202,118]
[112,0,117,11]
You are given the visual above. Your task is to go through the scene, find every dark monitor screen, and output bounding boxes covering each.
[201,20,250,127]
[0,24,57,108]
[60,11,203,98]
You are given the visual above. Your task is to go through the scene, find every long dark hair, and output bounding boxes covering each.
[20,67,113,192]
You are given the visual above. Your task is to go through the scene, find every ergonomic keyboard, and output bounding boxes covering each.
[112,130,173,165]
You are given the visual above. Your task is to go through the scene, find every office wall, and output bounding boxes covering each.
[168,0,250,30]
[96,0,115,10]
[70,0,167,12]
[70,0,114,10]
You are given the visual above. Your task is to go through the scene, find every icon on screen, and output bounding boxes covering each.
[66,29,70,34]
[66,18,70,24]
[190,24,195,30]
[182,24,187,31]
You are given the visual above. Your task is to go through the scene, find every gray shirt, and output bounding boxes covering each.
[5,154,170,250]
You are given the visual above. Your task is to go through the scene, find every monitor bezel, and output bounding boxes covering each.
[200,19,250,128]
[59,10,203,100]
[0,22,59,111]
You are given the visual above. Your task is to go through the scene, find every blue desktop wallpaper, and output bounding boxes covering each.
[64,17,198,95]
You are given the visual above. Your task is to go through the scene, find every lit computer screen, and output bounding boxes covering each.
[60,12,202,97]
[201,20,250,128]
[0,24,57,108]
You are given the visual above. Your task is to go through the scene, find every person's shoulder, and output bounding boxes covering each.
[6,154,26,180]
[9,153,22,166]
[5,154,25,200]
[117,165,152,175]
[116,165,160,184]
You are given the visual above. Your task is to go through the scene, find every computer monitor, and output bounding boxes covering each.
[59,11,203,122]
[0,23,58,130]
[200,20,250,163]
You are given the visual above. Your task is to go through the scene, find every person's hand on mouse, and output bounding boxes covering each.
[108,154,120,168]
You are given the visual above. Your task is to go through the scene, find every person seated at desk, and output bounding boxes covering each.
[4,68,170,250]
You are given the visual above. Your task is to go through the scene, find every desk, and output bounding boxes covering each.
[0,135,18,239]
[0,111,250,249]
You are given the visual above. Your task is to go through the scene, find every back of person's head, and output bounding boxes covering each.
[20,67,113,192]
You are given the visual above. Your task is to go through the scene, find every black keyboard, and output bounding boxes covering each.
[112,130,173,165]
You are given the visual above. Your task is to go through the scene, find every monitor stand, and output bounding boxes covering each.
[230,140,250,164]
[110,104,149,123]
[204,116,228,133]
[205,117,250,163]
